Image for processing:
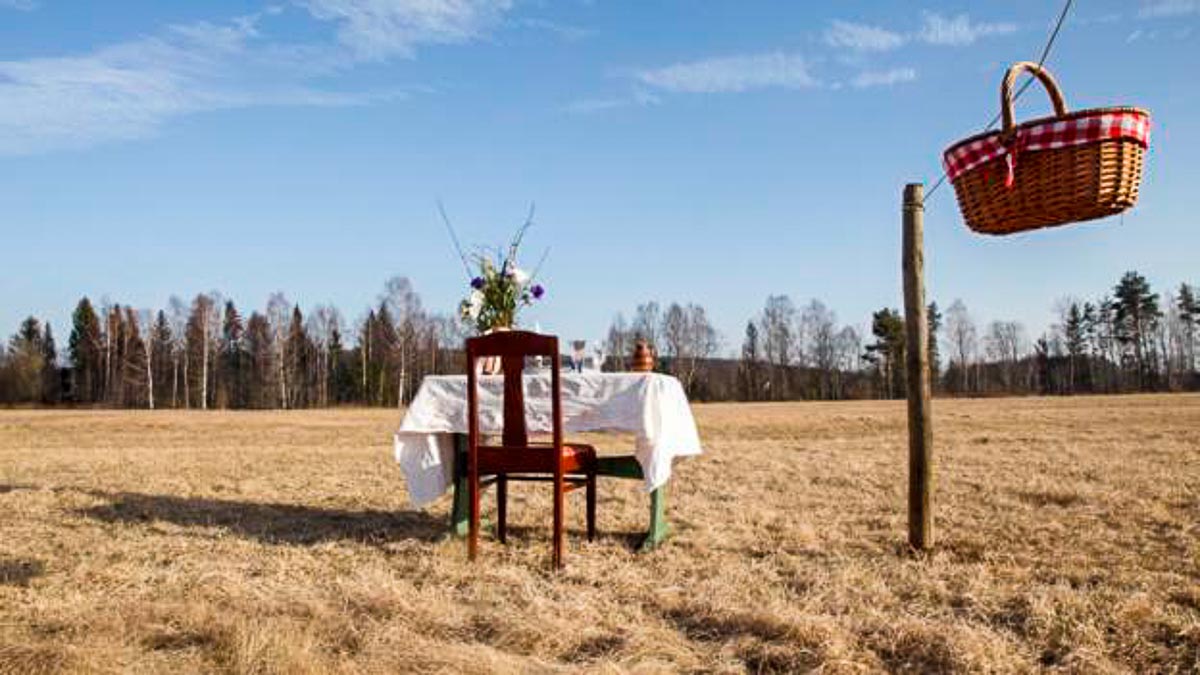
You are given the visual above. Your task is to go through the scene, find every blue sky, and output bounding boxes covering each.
[1,0,1197,354]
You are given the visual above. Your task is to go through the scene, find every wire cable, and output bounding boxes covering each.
[925,0,1076,200]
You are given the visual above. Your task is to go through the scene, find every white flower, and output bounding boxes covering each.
[504,265,528,284]
[466,290,484,319]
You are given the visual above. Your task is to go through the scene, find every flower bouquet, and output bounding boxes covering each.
[446,211,546,373]
[457,225,545,333]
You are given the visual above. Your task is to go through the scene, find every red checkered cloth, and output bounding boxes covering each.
[943,108,1151,187]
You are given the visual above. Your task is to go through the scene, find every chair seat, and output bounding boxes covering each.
[478,443,597,475]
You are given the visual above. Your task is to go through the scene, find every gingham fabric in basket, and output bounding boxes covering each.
[943,109,1151,184]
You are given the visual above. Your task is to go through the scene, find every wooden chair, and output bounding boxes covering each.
[466,330,597,568]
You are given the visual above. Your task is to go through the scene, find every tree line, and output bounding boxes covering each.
[0,271,1196,407]
[0,277,464,409]
[605,270,1197,400]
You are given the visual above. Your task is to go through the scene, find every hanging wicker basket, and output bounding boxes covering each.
[943,62,1150,236]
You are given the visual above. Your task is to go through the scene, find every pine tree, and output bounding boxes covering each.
[328,324,347,406]
[357,311,373,405]
[1113,271,1162,389]
[1034,336,1053,395]
[1179,283,1197,376]
[1079,302,1099,393]
[151,311,173,408]
[69,297,103,403]
[220,301,246,408]
[16,316,40,346]
[40,323,60,403]
[7,317,46,403]
[864,308,905,399]
[739,321,761,401]
[286,306,311,408]
[245,312,273,409]
[927,302,942,381]
[102,303,127,406]
[120,306,147,407]
[1064,302,1086,393]
[372,304,398,406]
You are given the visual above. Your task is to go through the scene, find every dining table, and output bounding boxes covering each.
[393,371,704,550]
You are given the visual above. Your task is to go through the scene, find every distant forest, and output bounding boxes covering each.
[0,271,1196,408]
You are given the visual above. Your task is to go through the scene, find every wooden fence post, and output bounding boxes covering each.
[903,183,933,551]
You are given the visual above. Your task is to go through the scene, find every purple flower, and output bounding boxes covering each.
[470,277,485,290]
[531,284,545,299]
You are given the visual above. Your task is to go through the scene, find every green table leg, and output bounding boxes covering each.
[449,434,470,537]
[640,485,670,552]
[448,434,496,538]
[595,455,671,551]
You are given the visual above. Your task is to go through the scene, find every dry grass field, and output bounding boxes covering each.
[1,395,1198,673]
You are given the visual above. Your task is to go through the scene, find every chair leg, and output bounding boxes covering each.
[468,466,480,562]
[553,473,565,569]
[497,474,507,544]
[586,470,596,542]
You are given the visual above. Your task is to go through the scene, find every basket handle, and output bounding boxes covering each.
[1000,61,1069,136]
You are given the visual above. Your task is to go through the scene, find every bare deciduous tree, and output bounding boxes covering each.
[985,320,1026,391]
[759,295,796,399]
[945,299,977,393]
[307,305,343,407]
[801,299,838,398]
[632,302,662,353]
[834,325,862,398]
[381,276,424,406]
[604,313,632,371]
[266,292,291,409]
[137,309,155,409]
[167,295,189,408]
[661,303,719,393]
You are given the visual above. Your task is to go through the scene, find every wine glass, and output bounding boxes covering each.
[571,340,587,373]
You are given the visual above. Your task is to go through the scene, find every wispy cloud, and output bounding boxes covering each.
[0,0,37,10]
[564,90,659,114]
[916,12,1017,46]
[1126,25,1194,42]
[0,14,403,155]
[851,67,917,89]
[821,12,1017,55]
[823,20,905,52]
[1075,13,1122,25]
[635,53,818,94]
[299,0,514,60]
[517,17,593,41]
[626,11,1003,101]
[563,97,627,114]
[1138,0,1199,17]
[0,2,522,155]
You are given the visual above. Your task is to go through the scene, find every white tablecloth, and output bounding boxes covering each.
[393,372,703,507]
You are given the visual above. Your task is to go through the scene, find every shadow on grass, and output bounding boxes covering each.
[656,601,824,672]
[77,491,447,547]
[1015,488,1085,508]
[0,557,45,587]
[0,483,36,495]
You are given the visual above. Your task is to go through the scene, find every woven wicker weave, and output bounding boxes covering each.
[947,62,1148,236]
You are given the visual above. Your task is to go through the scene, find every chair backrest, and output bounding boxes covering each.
[465,330,562,450]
